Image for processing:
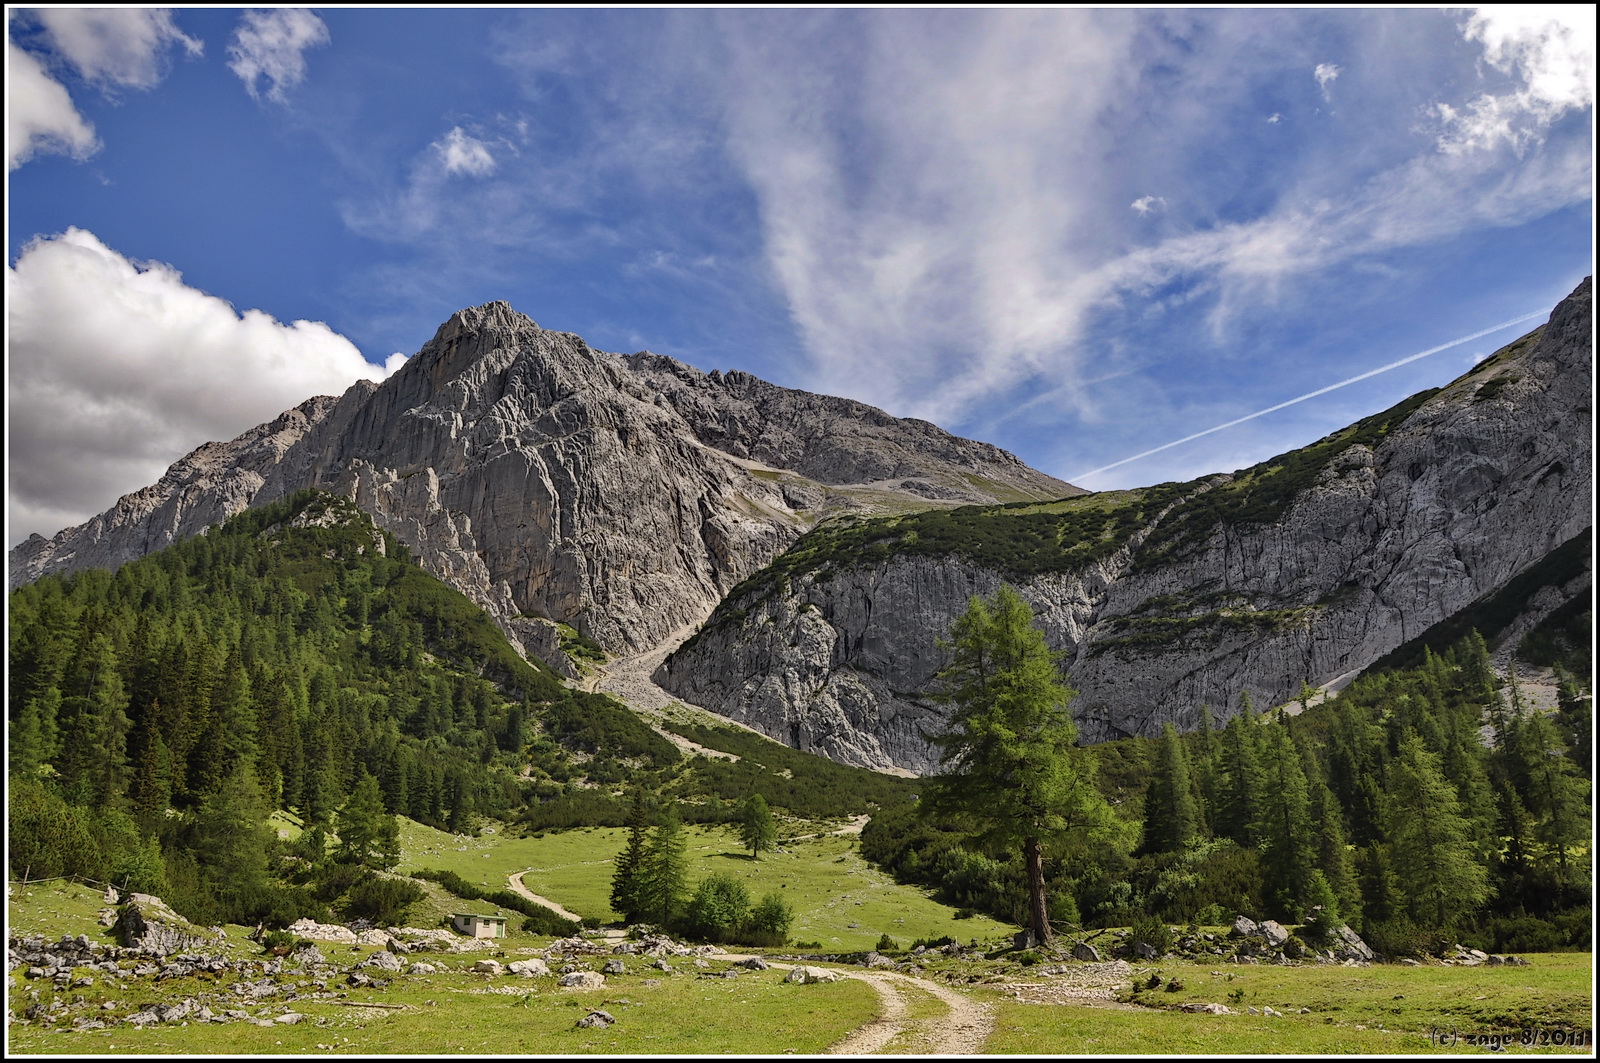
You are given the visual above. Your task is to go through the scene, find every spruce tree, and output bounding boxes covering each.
[1216,699,1264,847]
[611,791,652,923]
[640,806,689,929]
[1139,723,1197,855]
[1509,710,1590,887]
[1255,722,1315,920]
[192,760,273,913]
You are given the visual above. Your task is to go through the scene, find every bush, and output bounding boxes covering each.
[259,929,311,955]
[1129,915,1173,956]
[876,933,900,953]
[683,873,750,944]
[343,876,426,926]
[911,935,955,950]
[1016,949,1041,966]
[747,892,794,946]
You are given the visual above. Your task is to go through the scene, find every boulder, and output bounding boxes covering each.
[359,950,404,973]
[1231,916,1257,938]
[602,959,626,975]
[784,965,840,984]
[406,962,439,975]
[739,957,769,971]
[286,919,358,945]
[1254,921,1290,949]
[1333,925,1375,963]
[576,1009,615,1028]
[472,960,504,975]
[560,971,606,989]
[508,959,551,977]
[1071,942,1101,963]
[1133,941,1159,961]
[1182,1003,1233,1015]
[111,895,209,956]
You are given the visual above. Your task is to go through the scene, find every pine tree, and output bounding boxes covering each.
[923,585,1114,947]
[9,689,62,778]
[55,633,132,807]
[738,793,778,858]
[1139,723,1197,855]
[1385,734,1490,929]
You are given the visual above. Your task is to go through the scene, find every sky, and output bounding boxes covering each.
[6,7,1594,548]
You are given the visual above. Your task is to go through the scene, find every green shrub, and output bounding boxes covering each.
[1129,915,1173,956]
[683,873,751,944]
[911,935,955,949]
[1016,949,1041,966]
[876,933,900,953]
[343,876,426,926]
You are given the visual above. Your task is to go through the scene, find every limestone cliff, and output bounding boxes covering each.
[656,279,1593,773]
[10,303,1075,663]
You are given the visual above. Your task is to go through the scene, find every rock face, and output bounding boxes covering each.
[658,280,1592,770]
[9,303,1075,661]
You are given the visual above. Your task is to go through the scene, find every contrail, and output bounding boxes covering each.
[1069,309,1548,483]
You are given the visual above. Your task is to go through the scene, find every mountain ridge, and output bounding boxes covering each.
[10,304,1076,665]
[655,278,1592,770]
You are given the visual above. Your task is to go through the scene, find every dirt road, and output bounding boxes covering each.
[825,970,993,1055]
[504,871,585,923]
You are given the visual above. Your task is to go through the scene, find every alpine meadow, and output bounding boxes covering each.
[7,7,1593,1057]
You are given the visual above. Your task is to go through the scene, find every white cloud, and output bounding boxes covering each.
[1130,195,1166,215]
[1434,6,1595,153]
[1314,62,1341,99]
[29,8,201,89]
[1266,112,1283,124]
[6,228,403,544]
[434,127,497,177]
[6,36,98,170]
[7,8,199,170]
[228,8,329,102]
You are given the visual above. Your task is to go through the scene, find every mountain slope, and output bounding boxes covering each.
[10,304,1075,664]
[656,278,1592,771]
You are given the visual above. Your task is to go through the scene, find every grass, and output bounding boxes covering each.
[394,816,1016,951]
[7,947,880,1055]
[980,952,1595,1055]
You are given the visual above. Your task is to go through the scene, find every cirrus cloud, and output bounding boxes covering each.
[6,228,404,545]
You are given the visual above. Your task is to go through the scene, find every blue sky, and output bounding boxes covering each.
[6,7,1593,546]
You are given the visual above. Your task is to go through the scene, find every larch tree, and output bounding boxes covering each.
[1385,733,1490,929]
[738,793,778,858]
[923,584,1114,948]
[1139,722,1198,855]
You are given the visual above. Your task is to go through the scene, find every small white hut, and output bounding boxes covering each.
[451,913,508,938]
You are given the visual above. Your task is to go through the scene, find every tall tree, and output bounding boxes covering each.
[1255,722,1316,920]
[336,771,401,869]
[640,806,689,928]
[738,793,778,858]
[923,584,1114,948]
[1139,723,1197,855]
[1385,734,1490,929]
[611,791,653,923]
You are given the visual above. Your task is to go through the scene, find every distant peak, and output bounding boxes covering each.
[448,301,538,333]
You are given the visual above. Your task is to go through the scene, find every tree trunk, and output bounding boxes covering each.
[1023,835,1052,946]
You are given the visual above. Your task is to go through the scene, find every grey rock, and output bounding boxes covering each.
[274,1012,305,1025]
[472,960,504,976]
[111,894,209,956]
[1182,1003,1233,1015]
[784,965,840,984]
[1254,921,1290,949]
[602,959,626,975]
[10,303,1071,672]
[359,950,404,973]
[1072,942,1101,963]
[508,959,551,977]
[739,957,769,970]
[1133,941,1159,960]
[559,971,606,988]
[1333,924,1375,963]
[406,962,439,976]
[576,1009,615,1028]
[657,281,1592,768]
[1231,916,1258,938]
